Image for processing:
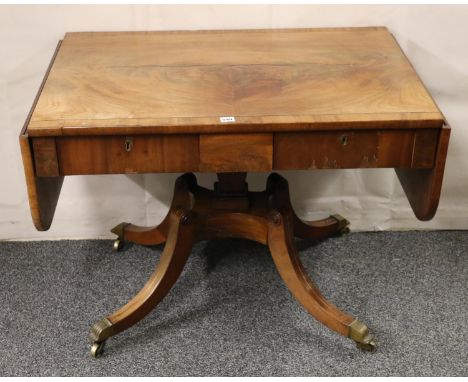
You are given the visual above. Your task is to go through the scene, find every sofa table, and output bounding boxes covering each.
[19,28,450,357]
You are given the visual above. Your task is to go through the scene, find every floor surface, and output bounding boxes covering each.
[0,231,467,376]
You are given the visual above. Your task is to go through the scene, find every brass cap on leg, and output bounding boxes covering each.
[89,318,114,343]
[348,318,376,352]
[330,214,350,235]
[110,222,130,238]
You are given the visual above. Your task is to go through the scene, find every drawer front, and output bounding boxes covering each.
[55,135,199,175]
[274,129,439,170]
[199,133,273,172]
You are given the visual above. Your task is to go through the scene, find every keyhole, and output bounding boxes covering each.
[125,137,133,152]
[340,134,349,146]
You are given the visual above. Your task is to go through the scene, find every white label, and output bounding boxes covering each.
[219,116,236,123]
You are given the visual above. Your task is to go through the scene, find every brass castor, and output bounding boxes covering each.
[90,341,106,358]
[338,226,351,235]
[349,319,376,352]
[113,239,124,252]
[330,214,350,236]
[356,338,377,352]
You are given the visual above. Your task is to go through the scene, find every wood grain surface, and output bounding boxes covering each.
[27,27,444,137]
[56,134,199,175]
[19,41,64,231]
[32,137,60,177]
[199,133,272,172]
[396,124,451,220]
[19,134,63,231]
[32,128,440,176]
[274,129,439,170]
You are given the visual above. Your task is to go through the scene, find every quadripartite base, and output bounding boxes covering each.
[90,172,375,357]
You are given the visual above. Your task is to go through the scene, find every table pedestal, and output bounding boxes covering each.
[89,172,376,357]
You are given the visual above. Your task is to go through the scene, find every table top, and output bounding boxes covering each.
[27,27,444,137]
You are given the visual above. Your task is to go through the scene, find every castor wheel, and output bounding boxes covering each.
[356,339,377,352]
[90,341,106,358]
[113,239,124,252]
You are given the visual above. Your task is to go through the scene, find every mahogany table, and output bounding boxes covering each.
[20,28,450,357]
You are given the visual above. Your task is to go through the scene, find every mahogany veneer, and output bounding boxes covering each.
[20,28,450,356]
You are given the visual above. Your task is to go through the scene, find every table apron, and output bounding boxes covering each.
[31,128,439,176]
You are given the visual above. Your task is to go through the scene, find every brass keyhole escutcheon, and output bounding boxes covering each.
[340,134,349,146]
[125,137,133,152]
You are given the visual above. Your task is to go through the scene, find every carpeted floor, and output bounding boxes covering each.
[0,231,467,376]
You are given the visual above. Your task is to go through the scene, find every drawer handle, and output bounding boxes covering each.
[124,137,133,152]
[340,134,349,146]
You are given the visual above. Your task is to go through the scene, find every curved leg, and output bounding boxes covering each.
[266,173,349,240]
[111,219,169,248]
[89,176,197,357]
[90,209,195,356]
[267,210,375,350]
[293,214,350,240]
[110,173,197,249]
[89,171,375,356]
